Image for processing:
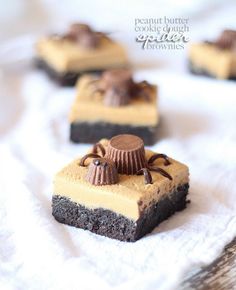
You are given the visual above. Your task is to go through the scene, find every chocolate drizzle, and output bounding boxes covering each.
[148,154,171,166]
[79,134,173,185]
[137,168,153,184]
[92,143,106,157]
[148,166,172,181]
[89,69,154,107]
[79,153,101,167]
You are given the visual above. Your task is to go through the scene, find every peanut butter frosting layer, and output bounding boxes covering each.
[69,75,159,126]
[36,37,128,73]
[53,149,189,221]
[189,43,236,79]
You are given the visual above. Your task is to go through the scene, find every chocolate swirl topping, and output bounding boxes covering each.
[85,158,119,185]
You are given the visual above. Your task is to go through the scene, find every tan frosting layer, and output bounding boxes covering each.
[36,37,128,72]
[69,75,159,126]
[53,144,189,220]
[189,43,236,79]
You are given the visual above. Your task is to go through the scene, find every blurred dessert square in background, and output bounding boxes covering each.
[69,69,159,145]
[188,29,236,79]
[35,23,128,86]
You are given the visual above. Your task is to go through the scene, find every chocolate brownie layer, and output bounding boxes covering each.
[35,58,103,86]
[70,122,158,145]
[52,183,189,242]
[188,60,236,81]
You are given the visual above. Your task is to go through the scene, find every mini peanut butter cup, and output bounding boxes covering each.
[69,23,92,36]
[79,31,99,49]
[65,23,99,49]
[85,158,119,186]
[215,29,236,49]
[104,86,130,106]
[105,134,146,175]
[101,69,133,90]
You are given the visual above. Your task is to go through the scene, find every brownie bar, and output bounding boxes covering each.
[35,58,102,86]
[52,183,189,242]
[188,60,236,80]
[70,121,158,145]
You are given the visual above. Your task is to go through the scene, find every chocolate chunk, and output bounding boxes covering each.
[105,134,147,175]
[85,158,119,185]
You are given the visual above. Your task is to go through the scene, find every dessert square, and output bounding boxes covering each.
[36,23,128,86]
[69,70,159,145]
[188,30,236,79]
[52,134,189,242]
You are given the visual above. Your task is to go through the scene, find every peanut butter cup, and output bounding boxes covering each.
[85,158,118,185]
[105,134,146,175]
[101,69,133,89]
[101,69,133,106]
[65,23,100,49]
[215,29,236,50]
[69,23,92,36]
[104,86,130,107]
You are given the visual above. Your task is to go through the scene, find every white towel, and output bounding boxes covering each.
[1,66,236,290]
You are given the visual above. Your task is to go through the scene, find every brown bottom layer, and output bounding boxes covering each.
[188,60,236,80]
[70,121,158,145]
[52,183,189,242]
[35,58,128,86]
[35,58,105,86]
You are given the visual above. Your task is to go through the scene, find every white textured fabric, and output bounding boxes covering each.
[1,67,236,290]
[1,1,236,289]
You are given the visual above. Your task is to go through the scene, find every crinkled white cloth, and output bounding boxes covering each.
[1,63,236,290]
